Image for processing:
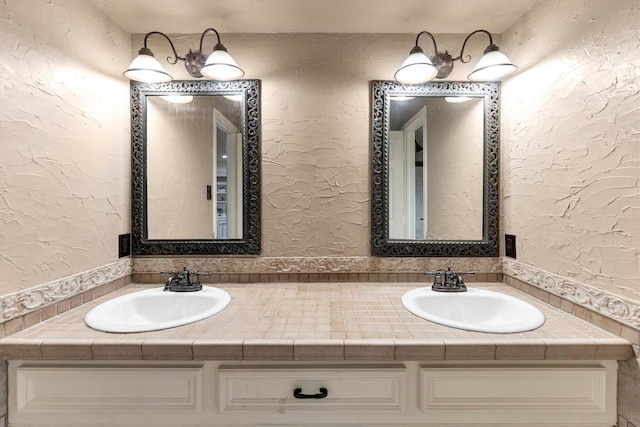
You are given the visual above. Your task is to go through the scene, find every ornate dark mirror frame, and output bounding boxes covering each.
[370,80,499,257]
[131,80,261,255]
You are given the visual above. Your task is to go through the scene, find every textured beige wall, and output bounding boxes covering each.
[1,21,486,297]
[134,32,488,257]
[501,0,640,303]
[5,0,637,314]
[0,0,131,295]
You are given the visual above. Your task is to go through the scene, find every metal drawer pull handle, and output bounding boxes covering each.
[293,387,328,399]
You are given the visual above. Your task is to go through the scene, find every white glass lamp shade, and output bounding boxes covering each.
[394,50,438,84]
[468,49,517,81]
[200,48,244,80]
[123,53,172,83]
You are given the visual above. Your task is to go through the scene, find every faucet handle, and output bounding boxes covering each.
[160,270,178,275]
[190,271,209,286]
[192,271,210,277]
[424,271,443,287]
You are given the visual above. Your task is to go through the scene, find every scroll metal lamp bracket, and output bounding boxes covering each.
[394,29,517,84]
[124,28,244,83]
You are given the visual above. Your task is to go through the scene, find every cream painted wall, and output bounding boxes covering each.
[3,0,637,317]
[501,0,640,304]
[0,0,131,295]
[132,32,489,257]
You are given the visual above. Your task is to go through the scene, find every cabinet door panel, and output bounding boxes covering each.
[420,363,616,425]
[13,364,203,415]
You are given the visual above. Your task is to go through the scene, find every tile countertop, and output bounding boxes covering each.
[0,282,633,362]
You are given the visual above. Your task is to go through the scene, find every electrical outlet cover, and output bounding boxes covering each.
[118,233,131,258]
[505,234,516,259]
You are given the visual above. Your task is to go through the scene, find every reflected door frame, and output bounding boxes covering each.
[389,107,427,240]
[402,107,427,240]
[213,109,240,239]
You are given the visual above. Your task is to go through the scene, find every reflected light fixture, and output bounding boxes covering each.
[444,96,474,104]
[159,95,194,104]
[124,28,244,83]
[394,29,517,84]
[390,96,416,101]
[223,94,243,102]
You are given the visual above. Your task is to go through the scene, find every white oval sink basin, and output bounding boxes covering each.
[401,287,545,333]
[85,286,231,333]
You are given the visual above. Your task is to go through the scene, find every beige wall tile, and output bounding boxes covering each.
[0,339,42,359]
[294,339,344,361]
[243,339,294,360]
[344,340,395,361]
[494,341,546,360]
[141,340,194,360]
[91,340,143,360]
[192,340,243,360]
[41,340,93,360]
[445,340,496,360]
[595,340,634,360]
[394,340,445,360]
[544,340,598,360]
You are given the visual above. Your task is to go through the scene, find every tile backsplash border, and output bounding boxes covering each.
[502,258,640,331]
[0,258,132,333]
[132,256,501,275]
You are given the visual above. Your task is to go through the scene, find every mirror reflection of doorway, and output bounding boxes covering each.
[389,107,427,239]
[414,126,424,239]
[213,109,242,239]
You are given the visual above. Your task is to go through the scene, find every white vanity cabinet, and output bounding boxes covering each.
[8,360,618,426]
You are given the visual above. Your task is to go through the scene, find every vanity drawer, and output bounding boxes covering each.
[217,364,406,413]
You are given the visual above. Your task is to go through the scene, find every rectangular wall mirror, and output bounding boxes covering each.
[371,81,500,257]
[131,80,261,255]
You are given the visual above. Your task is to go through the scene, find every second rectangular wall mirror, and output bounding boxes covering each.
[131,80,261,255]
[371,80,500,257]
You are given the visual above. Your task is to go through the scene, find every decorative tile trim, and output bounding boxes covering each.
[133,256,501,274]
[502,258,640,330]
[0,258,132,324]
[133,271,503,285]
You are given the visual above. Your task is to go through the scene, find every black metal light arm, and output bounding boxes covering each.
[413,31,439,56]
[198,27,226,53]
[455,29,495,64]
[142,31,183,64]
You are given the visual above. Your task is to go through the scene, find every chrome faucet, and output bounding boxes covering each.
[161,266,210,292]
[424,267,473,292]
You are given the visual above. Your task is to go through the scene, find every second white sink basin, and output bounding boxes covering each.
[401,287,545,333]
[85,286,230,333]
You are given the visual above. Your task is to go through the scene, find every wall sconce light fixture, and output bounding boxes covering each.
[394,29,517,84]
[124,28,244,83]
